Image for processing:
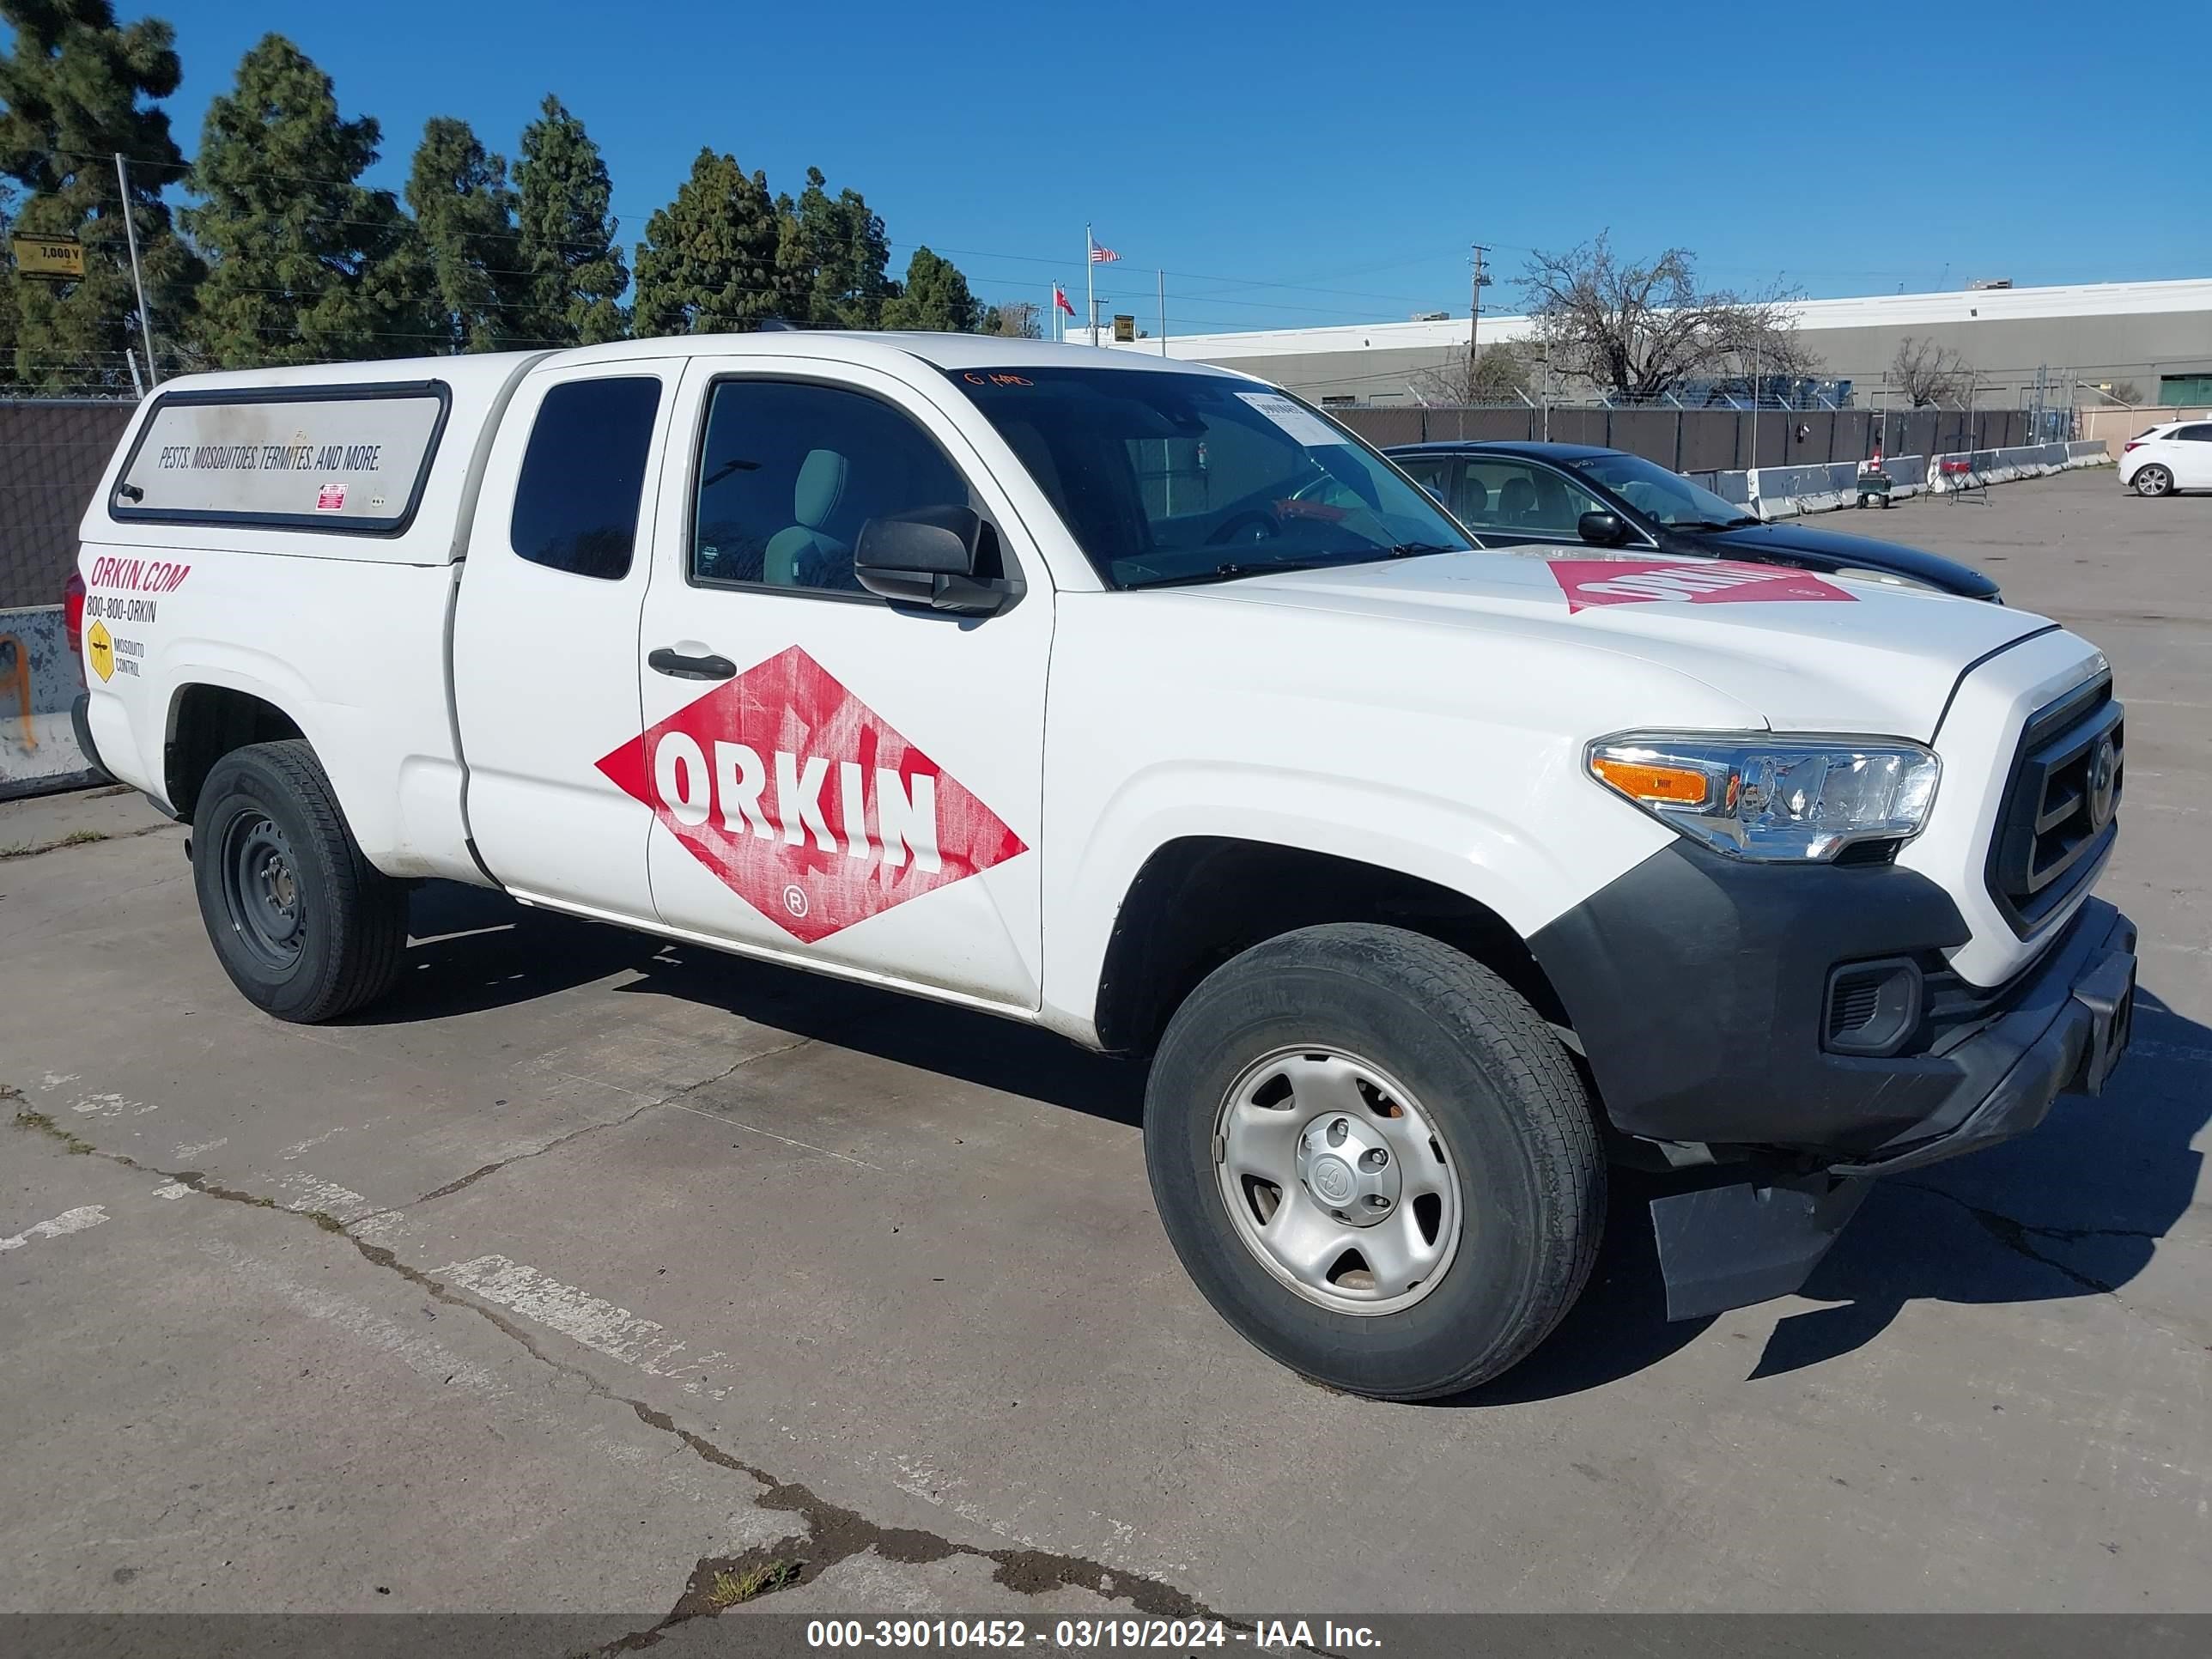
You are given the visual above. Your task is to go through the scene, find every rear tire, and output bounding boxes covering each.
[2132,465,2174,498]
[191,739,407,1023]
[1144,924,1604,1401]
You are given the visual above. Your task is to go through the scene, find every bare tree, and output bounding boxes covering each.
[1409,340,1532,405]
[2107,380,2142,406]
[1520,232,1808,402]
[982,300,1042,339]
[1889,336,1978,407]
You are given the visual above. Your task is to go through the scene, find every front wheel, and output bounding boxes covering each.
[191,739,408,1022]
[2132,465,2174,497]
[1144,924,1604,1401]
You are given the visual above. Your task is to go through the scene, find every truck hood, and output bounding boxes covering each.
[1206,546,2057,741]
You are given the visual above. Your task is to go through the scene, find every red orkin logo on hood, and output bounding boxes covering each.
[595,647,1028,944]
[1547,558,1856,613]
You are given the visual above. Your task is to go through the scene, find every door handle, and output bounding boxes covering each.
[647,647,738,681]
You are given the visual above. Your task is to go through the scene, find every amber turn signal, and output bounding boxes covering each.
[1589,755,1712,807]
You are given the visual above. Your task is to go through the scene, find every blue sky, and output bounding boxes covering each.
[80,0,2212,332]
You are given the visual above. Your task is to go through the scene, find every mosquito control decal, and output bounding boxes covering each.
[1547,559,1856,614]
[594,647,1028,944]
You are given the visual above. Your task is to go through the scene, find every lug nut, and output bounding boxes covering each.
[1359,1148,1388,1171]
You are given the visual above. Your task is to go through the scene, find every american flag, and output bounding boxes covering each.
[1090,242,1121,264]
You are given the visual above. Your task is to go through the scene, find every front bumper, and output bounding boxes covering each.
[1530,842,2136,1317]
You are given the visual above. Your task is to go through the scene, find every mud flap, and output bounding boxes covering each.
[1650,1174,1872,1322]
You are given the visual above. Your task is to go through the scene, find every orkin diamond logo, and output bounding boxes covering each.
[1547,558,1856,613]
[593,646,1028,945]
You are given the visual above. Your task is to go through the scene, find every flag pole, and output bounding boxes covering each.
[1085,224,1097,347]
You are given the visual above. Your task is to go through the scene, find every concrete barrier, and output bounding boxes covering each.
[1746,455,1928,518]
[0,605,99,800]
[1925,441,2083,493]
[1734,441,2108,510]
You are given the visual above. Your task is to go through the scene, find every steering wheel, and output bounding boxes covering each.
[1206,508,1284,547]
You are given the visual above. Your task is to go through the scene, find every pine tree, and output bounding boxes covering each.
[879,246,981,333]
[513,95,627,346]
[631,148,781,337]
[0,0,204,391]
[405,116,520,353]
[183,34,439,368]
[775,166,891,328]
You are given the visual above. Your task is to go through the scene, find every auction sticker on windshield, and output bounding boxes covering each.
[1235,392,1348,447]
[1548,558,1856,613]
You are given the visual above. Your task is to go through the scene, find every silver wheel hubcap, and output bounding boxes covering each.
[1213,1048,1462,1315]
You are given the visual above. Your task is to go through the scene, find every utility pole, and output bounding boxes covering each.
[115,152,158,389]
[1468,242,1490,399]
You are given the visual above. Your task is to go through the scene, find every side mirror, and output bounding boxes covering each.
[1577,509,1630,547]
[854,506,1019,615]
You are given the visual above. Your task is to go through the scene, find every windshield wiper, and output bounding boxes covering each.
[1125,558,1340,590]
[1125,544,1464,591]
[1675,516,1763,531]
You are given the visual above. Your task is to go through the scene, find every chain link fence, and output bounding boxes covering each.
[1329,404,2049,474]
[0,398,138,609]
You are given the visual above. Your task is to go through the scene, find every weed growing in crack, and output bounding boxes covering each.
[705,1559,802,1609]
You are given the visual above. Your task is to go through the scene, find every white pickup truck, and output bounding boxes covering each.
[69,334,2136,1400]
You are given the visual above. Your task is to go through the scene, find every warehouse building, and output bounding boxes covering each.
[1090,277,2212,408]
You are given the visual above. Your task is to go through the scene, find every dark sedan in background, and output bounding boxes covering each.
[1384,441,2002,601]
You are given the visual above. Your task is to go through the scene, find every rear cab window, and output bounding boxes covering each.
[508,377,664,580]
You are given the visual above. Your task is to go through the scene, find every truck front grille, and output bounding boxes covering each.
[1985,673,2122,936]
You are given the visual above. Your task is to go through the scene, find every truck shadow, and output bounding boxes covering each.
[360,885,2208,1402]
[1745,984,2208,1381]
[353,880,1152,1124]
[1470,985,2209,1403]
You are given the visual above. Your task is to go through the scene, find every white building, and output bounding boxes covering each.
[1085,277,2212,408]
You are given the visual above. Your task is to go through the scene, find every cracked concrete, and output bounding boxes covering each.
[7,1101,1199,1630]
[2,471,2209,1618]
[406,1038,817,1212]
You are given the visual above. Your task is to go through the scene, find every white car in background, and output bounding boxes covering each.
[2118,419,2212,496]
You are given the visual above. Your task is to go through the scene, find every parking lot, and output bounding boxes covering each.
[2,466,2206,1625]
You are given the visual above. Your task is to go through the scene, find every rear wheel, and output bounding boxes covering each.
[191,740,407,1022]
[2132,464,2174,498]
[1144,924,1604,1401]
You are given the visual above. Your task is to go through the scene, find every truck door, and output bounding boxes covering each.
[625,360,1050,1010]
[453,361,680,921]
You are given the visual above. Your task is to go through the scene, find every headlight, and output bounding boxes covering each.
[1587,733,1940,861]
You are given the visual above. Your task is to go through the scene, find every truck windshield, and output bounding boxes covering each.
[945,366,1469,588]
[1564,452,1757,529]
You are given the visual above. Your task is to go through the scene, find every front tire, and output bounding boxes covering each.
[191,740,407,1023]
[2132,465,2174,497]
[1144,924,1604,1401]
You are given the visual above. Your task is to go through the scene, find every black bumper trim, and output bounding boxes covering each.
[69,692,112,782]
[1529,840,1974,1152]
[1827,902,2136,1176]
